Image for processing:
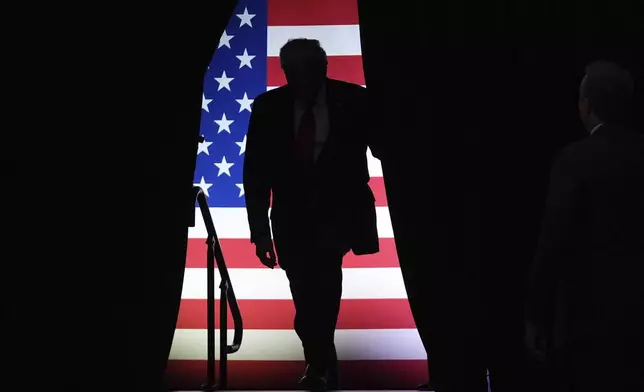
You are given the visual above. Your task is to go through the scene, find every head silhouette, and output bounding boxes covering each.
[279,38,328,103]
[579,60,635,132]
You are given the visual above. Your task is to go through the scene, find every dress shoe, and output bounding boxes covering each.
[417,381,436,391]
[299,365,327,391]
[326,363,340,390]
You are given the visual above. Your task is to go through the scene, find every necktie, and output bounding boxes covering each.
[295,106,315,166]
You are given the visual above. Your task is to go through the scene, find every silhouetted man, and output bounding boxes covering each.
[243,38,381,391]
[527,61,644,392]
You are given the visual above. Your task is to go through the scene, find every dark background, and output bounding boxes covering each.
[3,0,641,390]
[357,0,642,390]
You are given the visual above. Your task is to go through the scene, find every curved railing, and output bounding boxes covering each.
[191,186,243,390]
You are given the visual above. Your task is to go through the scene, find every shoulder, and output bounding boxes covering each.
[328,78,365,90]
[253,86,289,107]
[558,139,590,159]
[328,78,366,98]
[563,126,644,160]
[552,131,634,175]
[327,79,366,113]
[550,138,595,177]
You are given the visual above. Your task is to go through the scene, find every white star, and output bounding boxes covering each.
[219,30,234,49]
[214,113,234,134]
[214,156,235,177]
[236,49,255,69]
[202,94,213,112]
[235,183,245,197]
[214,70,234,91]
[236,93,254,113]
[197,137,213,155]
[236,7,255,27]
[193,176,213,197]
[235,135,246,155]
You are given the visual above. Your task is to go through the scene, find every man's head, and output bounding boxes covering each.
[579,60,635,132]
[279,38,328,102]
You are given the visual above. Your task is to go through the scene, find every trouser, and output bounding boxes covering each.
[283,250,344,374]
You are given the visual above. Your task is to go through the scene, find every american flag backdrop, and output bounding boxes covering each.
[165,0,427,389]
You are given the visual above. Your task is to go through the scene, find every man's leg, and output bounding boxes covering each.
[285,267,317,369]
[318,255,343,389]
[284,252,343,384]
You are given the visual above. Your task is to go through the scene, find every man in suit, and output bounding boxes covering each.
[526,60,644,391]
[243,38,382,391]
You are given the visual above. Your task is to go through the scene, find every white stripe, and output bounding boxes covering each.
[267,25,361,57]
[181,267,406,300]
[189,207,392,239]
[367,148,383,177]
[170,328,425,360]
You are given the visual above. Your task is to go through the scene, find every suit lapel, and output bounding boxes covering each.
[277,87,295,147]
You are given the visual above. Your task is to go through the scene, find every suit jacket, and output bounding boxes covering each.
[243,78,382,261]
[527,124,644,350]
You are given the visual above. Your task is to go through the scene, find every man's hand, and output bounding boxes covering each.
[255,236,277,269]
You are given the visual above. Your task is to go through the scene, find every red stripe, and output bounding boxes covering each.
[186,237,398,268]
[370,176,387,205]
[267,0,359,26]
[267,55,365,86]
[177,298,414,329]
[165,359,428,390]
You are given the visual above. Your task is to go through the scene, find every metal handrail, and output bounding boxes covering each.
[191,186,243,390]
